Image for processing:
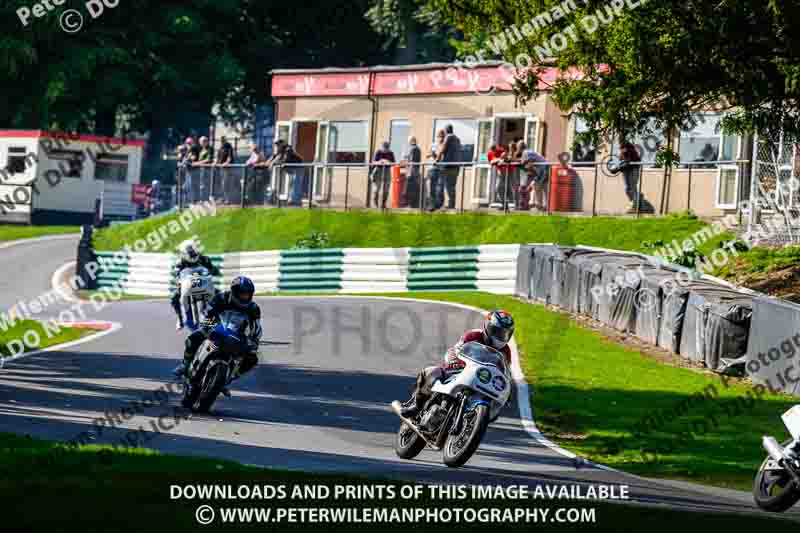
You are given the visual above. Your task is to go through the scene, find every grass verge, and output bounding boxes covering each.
[92,208,715,253]
[0,224,79,243]
[0,432,790,531]
[0,319,92,359]
[369,292,792,492]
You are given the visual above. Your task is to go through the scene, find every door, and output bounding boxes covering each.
[524,116,542,152]
[275,121,294,201]
[472,118,495,204]
[313,121,331,201]
[716,132,741,209]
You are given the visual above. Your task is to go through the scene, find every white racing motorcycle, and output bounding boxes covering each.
[178,266,215,331]
[391,341,512,468]
[755,405,800,511]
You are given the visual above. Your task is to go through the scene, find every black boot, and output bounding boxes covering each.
[400,392,426,418]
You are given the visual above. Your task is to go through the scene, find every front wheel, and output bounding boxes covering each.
[193,361,228,413]
[395,422,426,460]
[753,445,800,512]
[443,403,490,468]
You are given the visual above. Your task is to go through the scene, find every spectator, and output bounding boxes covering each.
[617,141,642,212]
[197,136,214,164]
[215,136,235,204]
[522,148,548,211]
[195,136,214,201]
[437,124,462,210]
[371,141,396,209]
[246,143,267,205]
[148,179,162,215]
[491,143,515,207]
[283,144,304,206]
[426,129,446,210]
[402,136,422,208]
[508,141,527,209]
[176,140,194,205]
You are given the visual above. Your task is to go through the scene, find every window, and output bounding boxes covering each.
[611,118,665,165]
[328,121,368,163]
[6,147,29,175]
[432,118,478,162]
[717,167,738,208]
[572,116,596,163]
[49,149,84,177]
[389,120,410,158]
[94,154,129,182]
[680,113,721,168]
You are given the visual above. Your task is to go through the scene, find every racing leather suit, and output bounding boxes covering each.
[182,290,262,379]
[171,255,222,319]
[407,329,512,413]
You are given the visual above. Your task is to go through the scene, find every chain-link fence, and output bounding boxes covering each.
[172,159,753,219]
[748,137,800,243]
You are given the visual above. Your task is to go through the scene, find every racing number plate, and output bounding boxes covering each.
[782,405,800,439]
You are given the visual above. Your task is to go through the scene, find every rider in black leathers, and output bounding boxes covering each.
[174,276,261,396]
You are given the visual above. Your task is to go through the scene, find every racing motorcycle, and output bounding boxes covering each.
[178,266,215,331]
[754,405,800,512]
[391,341,512,468]
[181,310,255,413]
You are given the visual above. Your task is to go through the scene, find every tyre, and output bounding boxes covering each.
[193,361,228,413]
[181,379,201,409]
[443,403,490,468]
[395,422,426,460]
[753,442,800,512]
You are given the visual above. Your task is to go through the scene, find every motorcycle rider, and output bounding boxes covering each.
[172,239,221,330]
[399,310,515,418]
[173,276,262,396]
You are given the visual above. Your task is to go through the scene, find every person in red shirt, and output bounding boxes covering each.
[398,310,515,417]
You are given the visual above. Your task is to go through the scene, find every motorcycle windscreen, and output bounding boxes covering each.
[218,310,248,333]
[457,341,507,374]
[180,266,210,278]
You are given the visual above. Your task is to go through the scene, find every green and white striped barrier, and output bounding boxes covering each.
[93,244,519,296]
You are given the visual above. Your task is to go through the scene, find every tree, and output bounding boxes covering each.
[366,0,457,64]
[427,0,800,151]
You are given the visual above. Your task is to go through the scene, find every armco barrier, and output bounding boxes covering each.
[92,244,519,296]
[514,245,764,383]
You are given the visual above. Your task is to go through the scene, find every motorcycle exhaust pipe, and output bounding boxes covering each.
[763,436,786,462]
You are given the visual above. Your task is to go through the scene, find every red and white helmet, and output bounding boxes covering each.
[483,310,515,350]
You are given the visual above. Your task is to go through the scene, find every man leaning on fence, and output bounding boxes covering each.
[437,124,462,210]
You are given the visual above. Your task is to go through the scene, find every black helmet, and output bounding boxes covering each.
[483,310,514,350]
[230,276,255,307]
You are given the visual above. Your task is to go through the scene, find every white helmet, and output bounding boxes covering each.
[179,239,200,264]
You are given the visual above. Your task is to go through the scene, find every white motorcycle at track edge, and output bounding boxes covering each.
[391,341,511,468]
[177,266,215,331]
[754,405,800,512]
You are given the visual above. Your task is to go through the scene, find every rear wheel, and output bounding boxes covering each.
[753,442,800,512]
[395,422,426,460]
[193,361,228,413]
[443,404,490,468]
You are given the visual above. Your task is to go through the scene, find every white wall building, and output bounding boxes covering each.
[0,130,145,224]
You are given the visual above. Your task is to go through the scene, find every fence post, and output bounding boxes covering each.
[176,167,183,210]
[503,166,510,214]
[459,165,466,213]
[420,163,426,213]
[345,166,350,211]
[592,163,598,217]
[687,164,693,212]
[240,166,248,208]
[308,166,313,210]
[636,165,643,218]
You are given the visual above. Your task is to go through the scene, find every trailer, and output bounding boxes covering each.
[0,130,145,224]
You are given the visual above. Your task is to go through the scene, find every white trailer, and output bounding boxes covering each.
[0,130,145,224]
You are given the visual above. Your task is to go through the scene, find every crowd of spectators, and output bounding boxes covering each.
[172,125,553,212]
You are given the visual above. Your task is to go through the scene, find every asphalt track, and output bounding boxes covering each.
[0,237,795,518]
